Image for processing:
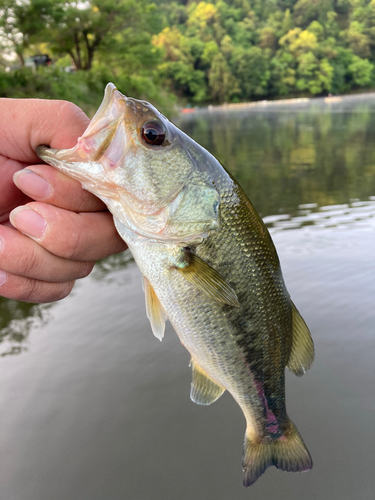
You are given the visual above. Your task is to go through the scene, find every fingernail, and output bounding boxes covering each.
[10,207,47,239]
[13,169,52,200]
[0,269,6,286]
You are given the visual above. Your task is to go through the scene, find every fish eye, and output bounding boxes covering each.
[141,121,167,147]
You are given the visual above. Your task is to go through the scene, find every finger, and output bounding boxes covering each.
[0,225,95,282]
[0,269,75,303]
[0,157,31,223]
[0,99,89,164]
[9,203,127,261]
[13,165,105,212]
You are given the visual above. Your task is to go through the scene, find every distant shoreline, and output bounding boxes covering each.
[180,91,375,114]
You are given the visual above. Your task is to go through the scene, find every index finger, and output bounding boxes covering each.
[0,98,90,164]
[13,164,106,212]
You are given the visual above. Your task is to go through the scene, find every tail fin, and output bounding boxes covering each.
[242,419,312,487]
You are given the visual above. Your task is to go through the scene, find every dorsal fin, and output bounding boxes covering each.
[143,277,167,341]
[176,252,239,307]
[286,302,314,376]
[190,358,225,405]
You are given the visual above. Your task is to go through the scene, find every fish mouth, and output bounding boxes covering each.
[77,83,127,161]
[37,83,127,168]
[91,82,122,126]
[36,82,133,205]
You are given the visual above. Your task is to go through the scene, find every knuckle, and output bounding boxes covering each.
[57,101,88,129]
[16,277,40,302]
[18,278,75,303]
[60,230,83,260]
[76,189,96,213]
[54,281,75,301]
[57,100,83,118]
[18,245,41,278]
[77,261,95,279]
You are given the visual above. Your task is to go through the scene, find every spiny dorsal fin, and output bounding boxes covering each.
[190,358,225,405]
[286,302,314,376]
[143,277,167,341]
[176,252,239,307]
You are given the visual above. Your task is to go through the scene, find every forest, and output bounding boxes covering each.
[1,0,375,113]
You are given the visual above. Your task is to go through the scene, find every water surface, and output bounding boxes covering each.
[1,95,374,500]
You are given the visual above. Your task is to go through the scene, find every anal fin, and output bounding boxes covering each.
[143,277,167,341]
[190,359,225,405]
[286,302,314,376]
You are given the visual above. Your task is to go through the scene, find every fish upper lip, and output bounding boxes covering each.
[80,83,127,144]
[96,82,126,116]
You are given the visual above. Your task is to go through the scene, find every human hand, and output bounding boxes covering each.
[0,98,127,303]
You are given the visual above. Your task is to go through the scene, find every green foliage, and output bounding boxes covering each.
[329,47,354,94]
[2,0,375,106]
[296,54,334,94]
[0,0,174,113]
[154,0,375,103]
[348,54,374,86]
[0,65,174,117]
[270,51,297,95]
[231,46,270,98]
[342,21,371,58]
[293,0,334,28]
[208,52,238,102]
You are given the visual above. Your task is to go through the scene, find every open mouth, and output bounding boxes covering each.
[37,83,127,168]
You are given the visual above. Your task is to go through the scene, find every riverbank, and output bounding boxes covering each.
[180,91,375,114]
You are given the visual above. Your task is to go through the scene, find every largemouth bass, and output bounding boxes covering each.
[37,83,314,486]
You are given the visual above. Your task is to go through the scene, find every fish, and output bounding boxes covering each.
[37,83,314,486]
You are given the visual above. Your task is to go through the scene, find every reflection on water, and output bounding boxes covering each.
[0,298,50,357]
[0,253,134,358]
[90,250,134,283]
[1,95,374,500]
[265,199,375,232]
[177,95,375,218]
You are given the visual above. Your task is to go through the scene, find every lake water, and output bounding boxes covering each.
[1,95,375,500]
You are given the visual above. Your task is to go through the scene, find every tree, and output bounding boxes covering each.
[342,21,371,59]
[43,0,149,70]
[208,52,238,102]
[0,0,45,66]
[293,0,334,28]
[296,52,333,94]
[348,54,374,86]
[153,27,208,102]
[231,46,270,99]
[0,0,152,71]
[281,8,294,35]
[280,28,318,57]
[270,51,297,95]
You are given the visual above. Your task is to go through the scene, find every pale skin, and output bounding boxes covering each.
[0,98,127,303]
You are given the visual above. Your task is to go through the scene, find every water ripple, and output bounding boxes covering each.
[264,198,375,232]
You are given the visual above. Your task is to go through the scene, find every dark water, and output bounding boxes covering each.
[1,96,375,500]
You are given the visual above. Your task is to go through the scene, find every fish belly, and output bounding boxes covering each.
[128,236,286,439]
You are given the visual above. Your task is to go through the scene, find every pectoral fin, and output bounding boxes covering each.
[190,359,225,405]
[143,277,167,341]
[176,252,239,307]
[286,302,314,376]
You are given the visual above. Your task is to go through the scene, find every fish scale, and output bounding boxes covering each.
[37,82,314,487]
